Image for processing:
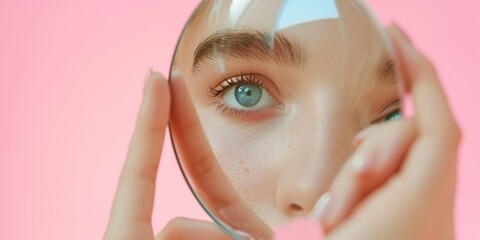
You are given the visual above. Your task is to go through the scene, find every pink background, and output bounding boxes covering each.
[0,0,478,239]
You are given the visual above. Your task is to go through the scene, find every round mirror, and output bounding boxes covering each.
[169,0,402,239]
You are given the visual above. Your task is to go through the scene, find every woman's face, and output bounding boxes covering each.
[172,0,400,226]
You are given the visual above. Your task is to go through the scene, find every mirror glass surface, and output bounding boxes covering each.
[170,0,402,239]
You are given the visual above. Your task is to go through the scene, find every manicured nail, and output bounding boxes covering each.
[352,126,375,147]
[309,193,332,221]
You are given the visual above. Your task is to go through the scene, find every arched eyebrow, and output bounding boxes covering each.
[192,29,305,74]
[191,29,396,86]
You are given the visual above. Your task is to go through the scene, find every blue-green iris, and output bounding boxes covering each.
[385,110,401,121]
[235,84,262,107]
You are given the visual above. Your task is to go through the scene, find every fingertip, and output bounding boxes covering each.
[388,24,435,74]
[144,68,153,82]
[150,69,167,81]
[351,154,371,176]
[138,68,171,133]
[146,69,170,101]
[170,66,180,80]
[144,68,168,91]
[387,23,412,44]
[387,24,420,93]
[352,125,376,147]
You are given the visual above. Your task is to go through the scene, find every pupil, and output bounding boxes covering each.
[235,85,262,107]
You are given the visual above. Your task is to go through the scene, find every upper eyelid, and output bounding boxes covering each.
[375,99,400,116]
[211,73,260,91]
[209,73,284,102]
[371,100,401,123]
[208,73,261,97]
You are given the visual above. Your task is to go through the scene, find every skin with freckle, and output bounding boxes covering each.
[171,0,400,227]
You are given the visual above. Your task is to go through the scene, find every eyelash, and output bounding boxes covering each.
[209,73,264,97]
[208,73,282,119]
[371,99,402,124]
[208,74,402,123]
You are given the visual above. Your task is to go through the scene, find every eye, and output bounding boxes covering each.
[371,99,402,124]
[382,109,401,122]
[208,73,283,120]
[223,84,276,109]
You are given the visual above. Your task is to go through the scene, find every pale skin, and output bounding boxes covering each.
[104,25,460,240]
[173,0,400,226]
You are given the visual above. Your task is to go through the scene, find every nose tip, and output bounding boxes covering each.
[276,181,322,218]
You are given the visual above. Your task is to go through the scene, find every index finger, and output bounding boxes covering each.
[105,70,170,239]
[169,68,272,239]
[388,25,461,193]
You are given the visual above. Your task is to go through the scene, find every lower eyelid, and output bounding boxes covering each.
[211,101,284,122]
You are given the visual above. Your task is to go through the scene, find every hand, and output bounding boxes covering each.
[103,69,271,239]
[103,70,225,240]
[311,24,461,240]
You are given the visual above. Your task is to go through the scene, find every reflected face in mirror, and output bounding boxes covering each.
[172,0,400,226]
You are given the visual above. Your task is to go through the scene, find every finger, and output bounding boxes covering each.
[154,218,231,240]
[387,24,461,192]
[105,70,170,240]
[311,120,416,232]
[388,24,460,142]
[169,68,272,239]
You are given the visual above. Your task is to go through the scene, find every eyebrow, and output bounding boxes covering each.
[192,29,396,86]
[374,55,396,86]
[192,29,305,74]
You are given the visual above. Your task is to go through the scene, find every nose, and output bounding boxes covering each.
[275,157,333,217]
[274,99,357,218]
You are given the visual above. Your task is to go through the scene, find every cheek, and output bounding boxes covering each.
[193,96,360,225]
[205,122,286,197]
[205,122,296,225]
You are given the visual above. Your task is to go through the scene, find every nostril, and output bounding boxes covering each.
[289,203,304,212]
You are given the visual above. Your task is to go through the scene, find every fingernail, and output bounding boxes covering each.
[309,192,332,221]
[170,66,180,81]
[351,154,370,174]
[143,68,152,94]
[352,126,375,147]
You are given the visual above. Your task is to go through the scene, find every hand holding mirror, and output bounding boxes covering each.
[104,1,461,240]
